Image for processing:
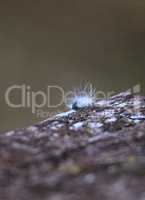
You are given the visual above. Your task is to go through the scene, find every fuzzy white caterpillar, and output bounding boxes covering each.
[55,83,96,118]
[66,83,97,110]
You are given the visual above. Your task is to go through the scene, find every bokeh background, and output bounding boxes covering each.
[0,0,145,132]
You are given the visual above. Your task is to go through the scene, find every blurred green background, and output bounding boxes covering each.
[0,0,145,132]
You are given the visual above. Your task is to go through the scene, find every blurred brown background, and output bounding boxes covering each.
[0,0,145,132]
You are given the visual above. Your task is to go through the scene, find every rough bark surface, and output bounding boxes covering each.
[0,91,145,200]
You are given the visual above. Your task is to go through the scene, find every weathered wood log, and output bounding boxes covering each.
[0,91,145,200]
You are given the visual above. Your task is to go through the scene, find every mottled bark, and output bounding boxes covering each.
[0,91,145,200]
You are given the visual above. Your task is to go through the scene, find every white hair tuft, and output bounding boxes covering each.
[66,83,96,110]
